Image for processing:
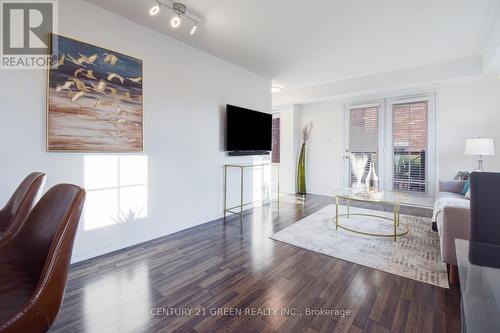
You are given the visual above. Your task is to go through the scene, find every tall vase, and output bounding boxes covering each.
[348,153,368,193]
[366,161,379,193]
[296,143,307,195]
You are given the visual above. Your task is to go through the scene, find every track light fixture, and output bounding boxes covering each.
[149,2,160,16]
[148,1,201,35]
[190,22,198,35]
[171,15,181,28]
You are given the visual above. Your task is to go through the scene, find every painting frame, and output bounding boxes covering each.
[47,33,144,152]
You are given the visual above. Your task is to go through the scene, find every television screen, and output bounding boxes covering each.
[226,105,272,152]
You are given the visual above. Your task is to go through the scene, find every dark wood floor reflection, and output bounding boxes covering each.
[50,194,460,333]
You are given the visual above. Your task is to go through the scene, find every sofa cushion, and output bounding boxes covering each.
[437,191,467,201]
[460,180,470,195]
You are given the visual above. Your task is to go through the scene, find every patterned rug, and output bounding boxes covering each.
[270,204,449,288]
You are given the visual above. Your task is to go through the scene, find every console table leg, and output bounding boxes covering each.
[277,164,280,209]
[394,203,401,241]
[224,166,227,223]
[335,197,339,230]
[393,204,397,241]
[240,167,244,223]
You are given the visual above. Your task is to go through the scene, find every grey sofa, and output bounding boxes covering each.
[436,180,471,282]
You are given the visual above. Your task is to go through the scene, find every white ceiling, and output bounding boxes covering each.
[86,0,497,89]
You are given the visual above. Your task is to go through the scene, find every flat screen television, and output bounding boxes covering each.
[226,104,272,154]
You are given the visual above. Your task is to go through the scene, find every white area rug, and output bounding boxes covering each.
[270,205,449,288]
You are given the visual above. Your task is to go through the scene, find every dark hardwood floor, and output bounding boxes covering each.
[50,194,460,333]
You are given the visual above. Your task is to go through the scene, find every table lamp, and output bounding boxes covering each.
[465,138,495,171]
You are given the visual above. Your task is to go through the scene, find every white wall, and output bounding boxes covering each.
[0,0,271,262]
[437,80,500,179]
[298,101,344,195]
[277,105,300,193]
[282,79,500,196]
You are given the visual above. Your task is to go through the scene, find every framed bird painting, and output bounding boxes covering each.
[47,33,143,152]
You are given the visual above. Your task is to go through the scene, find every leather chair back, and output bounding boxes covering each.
[0,172,46,237]
[0,184,85,333]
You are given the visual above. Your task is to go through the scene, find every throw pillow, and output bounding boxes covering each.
[465,188,471,200]
[460,180,470,195]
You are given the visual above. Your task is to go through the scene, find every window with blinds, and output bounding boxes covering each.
[392,102,428,192]
[348,106,378,185]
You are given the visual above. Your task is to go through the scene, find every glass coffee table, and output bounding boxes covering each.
[332,188,411,241]
[455,239,500,332]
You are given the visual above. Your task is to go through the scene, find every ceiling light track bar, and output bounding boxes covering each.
[152,0,200,25]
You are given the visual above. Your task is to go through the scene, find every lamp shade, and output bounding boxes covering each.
[465,138,495,156]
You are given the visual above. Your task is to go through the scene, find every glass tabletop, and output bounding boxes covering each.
[333,188,411,204]
[455,239,500,332]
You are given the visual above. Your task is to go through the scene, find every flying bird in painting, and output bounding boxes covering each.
[71,91,86,103]
[74,68,84,77]
[52,54,65,69]
[112,118,128,130]
[75,69,97,80]
[80,53,98,65]
[92,80,107,93]
[56,80,74,93]
[69,77,91,92]
[109,105,128,117]
[68,53,98,66]
[107,72,125,84]
[103,53,120,65]
[67,54,86,66]
[83,70,97,80]
[127,76,142,84]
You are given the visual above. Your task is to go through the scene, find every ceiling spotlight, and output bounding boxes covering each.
[149,3,160,16]
[190,23,198,35]
[171,15,181,28]
[148,1,200,34]
[271,84,284,93]
[171,2,186,28]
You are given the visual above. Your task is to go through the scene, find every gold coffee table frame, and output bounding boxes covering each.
[334,190,410,241]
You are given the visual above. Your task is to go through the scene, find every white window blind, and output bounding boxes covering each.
[348,106,378,185]
[392,102,428,192]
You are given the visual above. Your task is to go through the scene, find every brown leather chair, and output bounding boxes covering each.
[0,184,85,333]
[0,172,46,239]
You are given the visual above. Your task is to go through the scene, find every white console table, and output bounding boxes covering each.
[223,163,279,222]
